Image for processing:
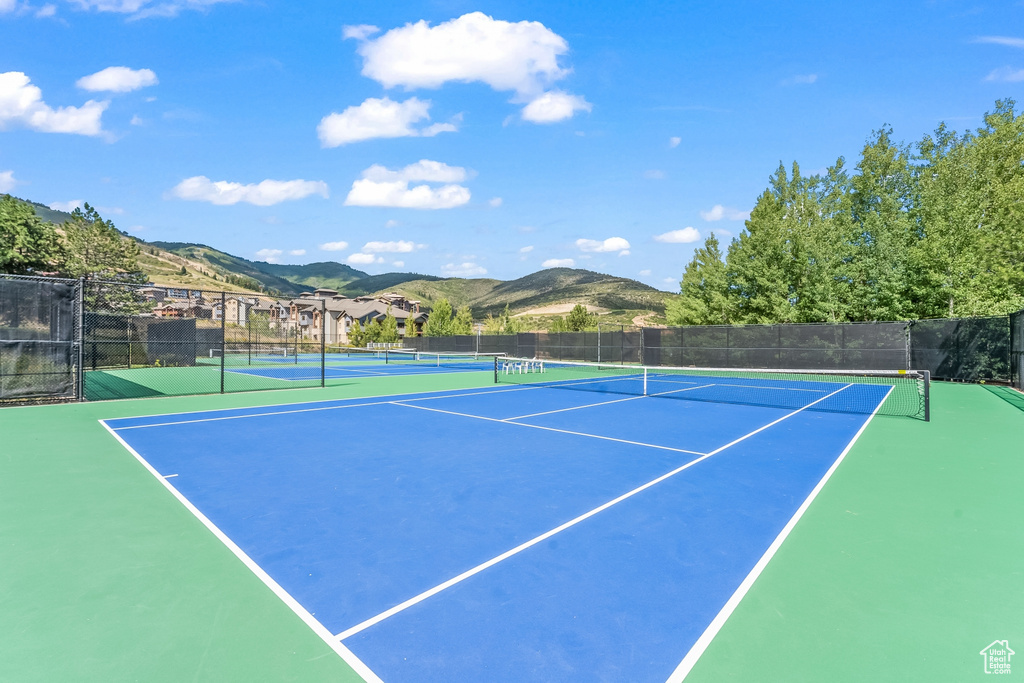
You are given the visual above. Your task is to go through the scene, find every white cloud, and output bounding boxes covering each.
[348,252,384,265]
[0,72,107,136]
[355,12,569,94]
[363,159,469,183]
[781,74,818,86]
[638,269,652,276]
[0,170,16,192]
[362,240,415,253]
[129,114,144,125]
[385,219,400,228]
[49,199,83,212]
[392,260,404,268]
[441,262,487,277]
[171,176,329,206]
[345,160,471,210]
[519,245,533,253]
[655,227,701,243]
[974,36,1024,49]
[985,66,1024,82]
[576,237,630,255]
[317,97,457,147]
[353,12,589,123]
[319,241,348,251]
[342,24,379,41]
[0,0,18,11]
[542,258,575,268]
[36,4,57,17]
[76,67,158,93]
[289,249,306,256]
[700,204,749,221]
[521,90,591,123]
[644,169,666,180]
[488,197,503,207]
[68,0,234,19]
[669,136,681,148]
[255,248,282,263]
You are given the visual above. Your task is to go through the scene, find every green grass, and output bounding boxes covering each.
[2,379,1020,681]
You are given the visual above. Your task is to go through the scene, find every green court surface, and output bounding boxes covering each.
[2,378,1021,682]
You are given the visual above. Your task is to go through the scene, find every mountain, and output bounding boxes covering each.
[16,198,671,323]
[359,268,671,325]
[146,242,368,296]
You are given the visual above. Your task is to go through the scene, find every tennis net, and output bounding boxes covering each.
[387,349,505,370]
[494,357,929,420]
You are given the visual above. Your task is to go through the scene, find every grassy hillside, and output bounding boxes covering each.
[15,197,672,321]
[367,268,671,324]
[343,272,444,296]
[146,242,367,296]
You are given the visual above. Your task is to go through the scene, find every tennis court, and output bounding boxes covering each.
[99,363,912,681]
[4,356,1023,682]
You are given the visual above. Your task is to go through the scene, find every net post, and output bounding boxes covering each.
[494,355,499,383]
[219,291,226,394]
[643,367,648,396]
[76,276,85,401]
[923,370,930,422]
[320,299,326,388]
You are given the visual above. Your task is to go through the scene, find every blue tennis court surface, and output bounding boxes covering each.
[102,378,892,682]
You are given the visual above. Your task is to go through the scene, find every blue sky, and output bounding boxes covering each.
[1,1,1022,290]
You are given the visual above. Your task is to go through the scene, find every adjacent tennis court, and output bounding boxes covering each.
[101,363,907,682]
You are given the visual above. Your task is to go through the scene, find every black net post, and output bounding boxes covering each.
[320,299,326,388]
[219,291,226,394]
[76,277,85,401]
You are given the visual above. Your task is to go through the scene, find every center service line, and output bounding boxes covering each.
[335,383,853,641]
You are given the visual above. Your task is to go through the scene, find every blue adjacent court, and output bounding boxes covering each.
[102,377,892,682]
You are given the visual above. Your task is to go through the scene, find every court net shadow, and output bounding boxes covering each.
[982,384,1024,414]
[84,371,165,400]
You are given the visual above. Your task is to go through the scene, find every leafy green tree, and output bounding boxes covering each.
[404,316,418,339]
[60,204,144,282]
[0,195,63,274]
[666,232,731,325]
[423,298,453,336]
[451,306,473,335]
[348,318,365,347]
[483,304,523,334]
[364,317,383,343]
[380,307,399,343]
[548,316,568,332]
[847,128,921,321]
[565,304,596,331]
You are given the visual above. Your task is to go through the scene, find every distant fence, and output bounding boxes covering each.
[2,271,1023,404]
[406,316,1024,383]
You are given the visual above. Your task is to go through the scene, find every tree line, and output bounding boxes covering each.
[668,99,1024,326]
[1,199,144,284]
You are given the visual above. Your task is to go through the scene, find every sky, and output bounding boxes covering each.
[1,0,1022,291]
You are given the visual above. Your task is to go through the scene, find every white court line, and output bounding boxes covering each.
[108,384,543,431]
[336,382,854,641]
[98,421,385,683]
[163,473,178,478]
[395,402,707,457]
[646,378,827,394]
[506,383,716,420]
[665,383,888,682]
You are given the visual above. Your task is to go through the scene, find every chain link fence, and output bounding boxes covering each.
[0,274,79,402]
[1011,309,1024,391]
[2,273,1024,404]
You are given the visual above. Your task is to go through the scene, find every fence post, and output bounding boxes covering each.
[77,277,85,401]
[597,323,601,363]
[321,299,326,388]
[220,291,226,394]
